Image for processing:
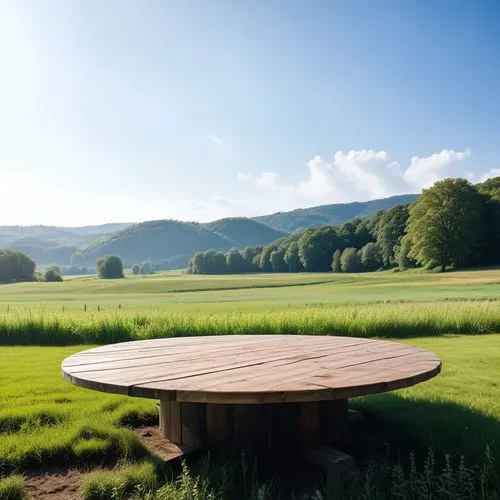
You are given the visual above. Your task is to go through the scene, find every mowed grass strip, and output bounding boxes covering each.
[0,268,498,313]
[0,300,498,345]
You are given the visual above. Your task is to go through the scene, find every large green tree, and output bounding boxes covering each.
[226,248,247,273]
[284,241,303,272]
[340,247,360,273]
[360,242,383,271]
[270,249,287,272]
[476,176,500,265]
[377,204,409,267]
[298,226,344,272]
[406,178,484,272]
[259,245,277,272]
[0,250,36,283]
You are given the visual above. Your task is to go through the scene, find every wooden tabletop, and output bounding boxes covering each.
[62,335,441,404]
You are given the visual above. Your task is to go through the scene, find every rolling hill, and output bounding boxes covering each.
[204,218,285,247]
[81,218,285,267]
[1,196,418,267]
[253,194,418,232]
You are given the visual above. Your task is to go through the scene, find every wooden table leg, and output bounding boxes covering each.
[158,399,349,451]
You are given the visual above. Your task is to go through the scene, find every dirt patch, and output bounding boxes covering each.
[20,427,176,500]
[23,465,86,500]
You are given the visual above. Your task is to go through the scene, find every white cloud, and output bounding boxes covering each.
[480,168,500,182]
[208,134,224,146]
[404,149,471,188]
[238,148,478,207]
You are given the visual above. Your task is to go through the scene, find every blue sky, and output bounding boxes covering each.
[1,1,499,225]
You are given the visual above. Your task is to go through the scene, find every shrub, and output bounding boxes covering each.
[44,269,63,282]
[96,256,124,279]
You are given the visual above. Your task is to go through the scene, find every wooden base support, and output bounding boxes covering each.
[301,446,359,478]
[159,399,349,453]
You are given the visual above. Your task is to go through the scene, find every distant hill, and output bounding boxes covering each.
[253,194,418,232]
[81,220,230,266]
[0,223,133,265]
[0,223,133,247]
[81,218,285,267]
[61,223,134,236]
[204,218,286,247]
[1,196,419,267]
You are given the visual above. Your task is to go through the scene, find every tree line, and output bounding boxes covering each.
[186,176,500,275]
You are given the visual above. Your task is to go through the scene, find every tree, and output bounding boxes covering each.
[191,252,207,274]
[331,249,342,272]
[377,204,409,267]
[0,250,36,283]
[354,221,373,249]
[132,264,140,275]
[284,241,303,272]
[298,227,344,272]
[226,248,247,273]
[360,242,383,271]
[242,246,262,271]
[340,247,360,273]
[96,255,124,279]
[476,176,500,265]
[366,210,385,240]
[204,250,227,274]
[259,245,276,272]
[44,268,63,282]
[397,234,414,271]
[406,178,484,272]
[338,222,358,247]
[270,249,287,272]
[139,261,153,275]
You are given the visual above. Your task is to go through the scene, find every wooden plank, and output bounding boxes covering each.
[301,446,358,477]
[159,399,171,436]
[206,404,232,446]
[299,401,320,448]
[268,403,300,452]
[232,404,267,450]
[181,403,207,448]
[62,335,441,404]
[319,399,348,444]
[169,401,182,444]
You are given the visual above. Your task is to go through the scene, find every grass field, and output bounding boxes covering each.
[0,269,499,498]
[0,268,498,313]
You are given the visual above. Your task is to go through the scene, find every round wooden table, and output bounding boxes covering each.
[62,335,441,452]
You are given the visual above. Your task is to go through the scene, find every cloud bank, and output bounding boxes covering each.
[238,149,479,206]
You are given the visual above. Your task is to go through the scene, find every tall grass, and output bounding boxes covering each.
[0,475,25,500]
[0,300,498,346]
[79,449,499,500]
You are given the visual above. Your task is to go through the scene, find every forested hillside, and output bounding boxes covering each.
[81,220,231,267]
[205,218,285,246]
[1,196,415,268]
[187,177,500,275]
[253,194,418,232]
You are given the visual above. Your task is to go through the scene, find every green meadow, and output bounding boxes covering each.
[0,269,499,498]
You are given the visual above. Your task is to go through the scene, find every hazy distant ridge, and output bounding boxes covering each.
[0,195,418,266]
[253,194,418,232]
